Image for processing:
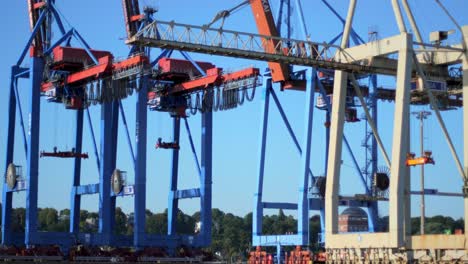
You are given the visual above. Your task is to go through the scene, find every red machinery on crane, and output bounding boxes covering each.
[29,0,151,110]
[406,151,435,166]
[148,58,260,115]
[41,46,150,109]
[40,147,89,159]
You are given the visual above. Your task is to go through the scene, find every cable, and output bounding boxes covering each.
[204,0,249,28]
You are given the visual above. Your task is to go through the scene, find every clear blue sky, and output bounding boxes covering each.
[0,0,467,220]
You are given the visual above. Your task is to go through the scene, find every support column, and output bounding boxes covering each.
[388,33,412,248]
[462,26,468,249]
[168,117,181,236]
[99,82,115,244]
[298,69,315,245]
[2,69,18,245]
[134,76,148,249]
[253,79,271,241]
[200,111,212,245]
[25,57,43,246]
[324,68,348,235]
[324,0,356,238]
[405,112,411,241]
[368,75,379,232]
[70,109,84,234]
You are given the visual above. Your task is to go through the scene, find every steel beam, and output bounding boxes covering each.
[174,188,201,199]
[98,83,115,245]
[270,88,314,181]
[134,76,148,249]
[70,109,84,234]
[463,26,468,249]
[25,57,44,246]
[391,0,407,33]
[200,111,213,245]
[2,68,18,245]
[74,184,99,195]
[388,33,413,247]
[325,0,355,241]
[183,118,201,177]
[253,80,271,240]
[368,74,379,232]
[119,101,136,168]
[298,69,315,245]
[13,81,28,157]
[168,117,181,236]
[86,108,100,171]
[350,74,391,168]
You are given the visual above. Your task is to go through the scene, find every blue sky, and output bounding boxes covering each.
[0,0,467,220]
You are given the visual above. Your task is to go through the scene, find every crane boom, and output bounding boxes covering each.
[122,0,143,39]
[249,0,291,86]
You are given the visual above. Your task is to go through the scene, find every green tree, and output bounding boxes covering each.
[147,211,167,234]
[38,208,58,231]
[309,215,321,248]
[12,208,26,232]
[114,207,128,235]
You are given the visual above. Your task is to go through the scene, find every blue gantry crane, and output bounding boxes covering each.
[2,1,465,262]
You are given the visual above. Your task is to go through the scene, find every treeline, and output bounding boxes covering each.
[379,215,464,235]
[2,205,465,258]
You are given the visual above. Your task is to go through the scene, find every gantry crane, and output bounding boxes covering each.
[127,1,467,263]
[3,1,467,262]
[3,0,152,251]
[121,0,262,251]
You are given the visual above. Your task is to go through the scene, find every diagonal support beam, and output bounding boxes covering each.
[119,101,136,169]
[17,10,47,66]
[411,52,466,180]
[270,88,315,182]
[349,74,391,168]
[86,108,101,172]
[183,118,202,178]
[13,79,28,158]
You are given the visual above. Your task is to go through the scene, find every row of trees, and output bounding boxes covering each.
[1,204,465,258]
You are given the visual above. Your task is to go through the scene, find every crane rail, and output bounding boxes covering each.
[127,20,390,75]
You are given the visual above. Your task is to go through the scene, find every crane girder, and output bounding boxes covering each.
[249,0,291,86]
[122,0,143,39]
[28,0,47,55]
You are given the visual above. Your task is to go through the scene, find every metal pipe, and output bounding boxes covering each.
[391,0,407,33]
[419,112,426,235]
[412,111,431,234]
[253,80,271,239]
[349,74,391,168]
